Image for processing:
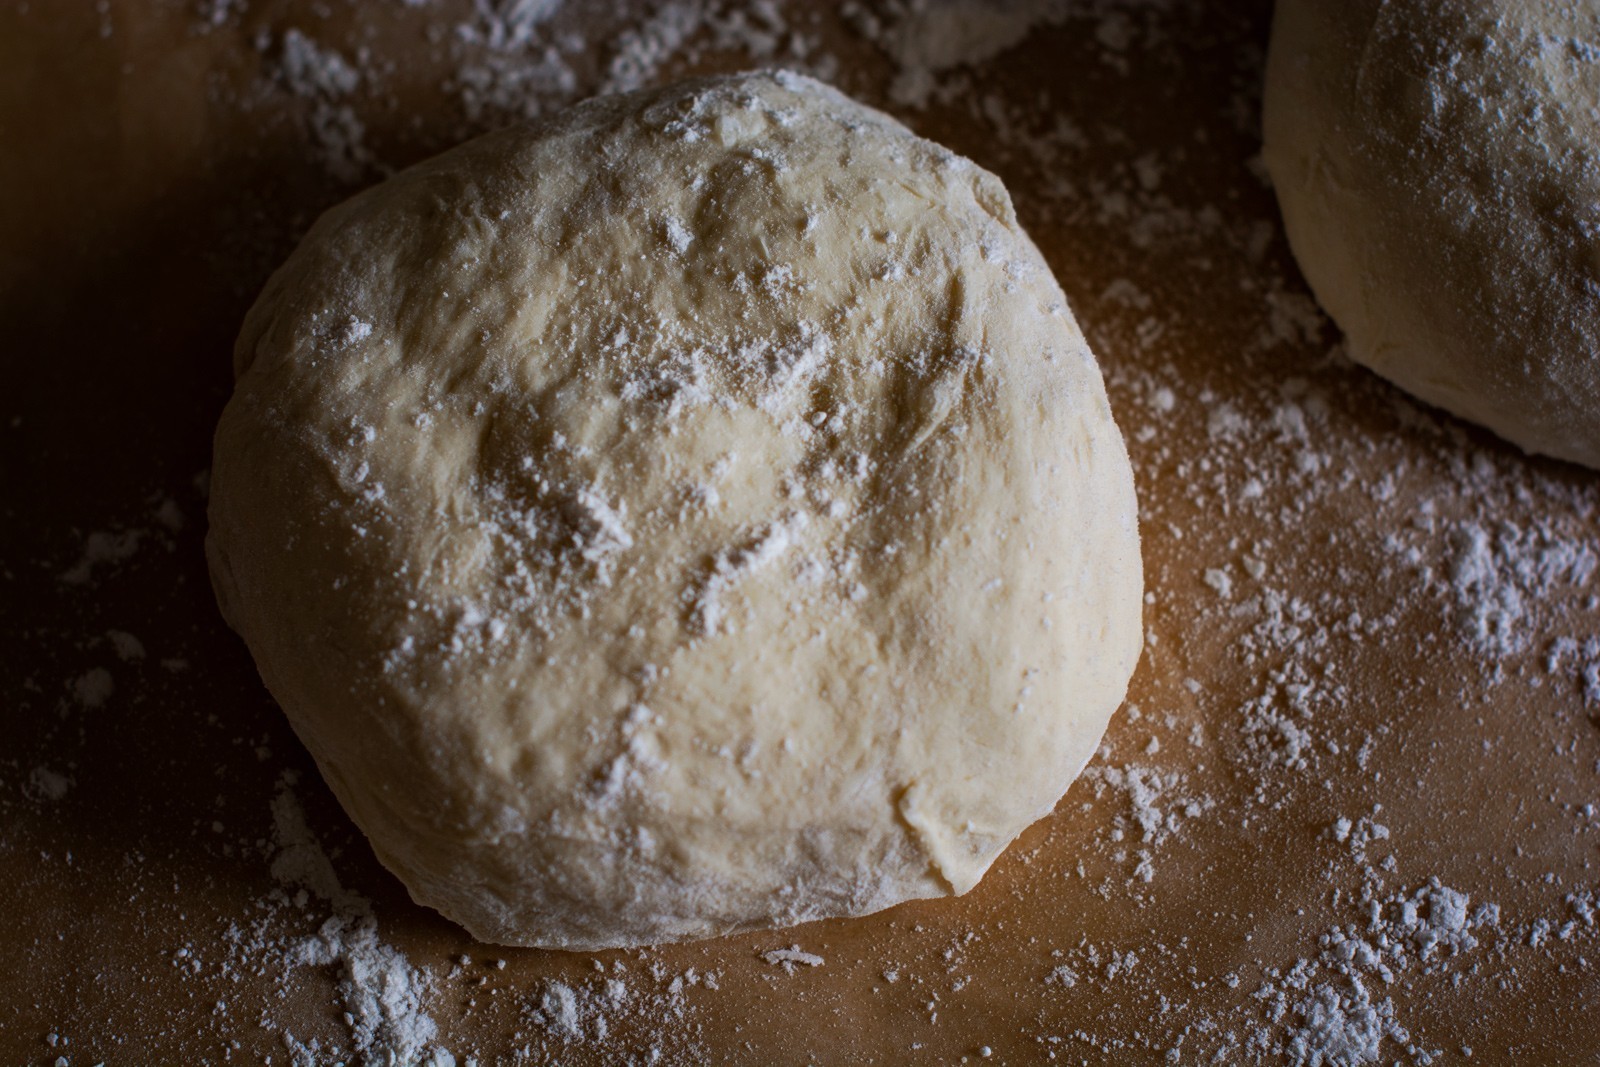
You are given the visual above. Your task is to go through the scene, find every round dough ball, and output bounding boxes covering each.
[1264,0,1600,468]
[207,71,1142,949]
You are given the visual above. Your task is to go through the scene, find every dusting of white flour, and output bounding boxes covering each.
[17,0,1600,1063]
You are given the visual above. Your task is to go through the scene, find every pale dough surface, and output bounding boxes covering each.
[207,71,1142,949]
[1264,0,1600,469]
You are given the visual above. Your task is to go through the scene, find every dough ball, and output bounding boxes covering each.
[207,71,1142,950]
[1264,0,1600,468]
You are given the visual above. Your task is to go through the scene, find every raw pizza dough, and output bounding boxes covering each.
[1264,0,1600,468]
[207,70,1142,949]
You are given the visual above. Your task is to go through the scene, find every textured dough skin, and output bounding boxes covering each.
[1264,0,1600,469]
[208,71,1142,949]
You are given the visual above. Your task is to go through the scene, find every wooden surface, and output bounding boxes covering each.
[4,1,1600,1063]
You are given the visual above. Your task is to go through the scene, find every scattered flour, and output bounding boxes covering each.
[71,667,114,710]
[1282,977,1403,1067]
[23,1,1600,1062]
[61,529,144,585]
[761,945,826,970]
[262,776,453,1066]
[28,766,72,802]
[1445,521,1597,658]
[268,29,375,182]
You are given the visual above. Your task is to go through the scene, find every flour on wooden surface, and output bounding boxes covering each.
[23,0,1600,1062]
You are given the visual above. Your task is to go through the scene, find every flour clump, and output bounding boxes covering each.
[207,70,1142,949]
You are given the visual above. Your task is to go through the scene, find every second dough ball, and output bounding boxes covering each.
[1264,0,1600,468]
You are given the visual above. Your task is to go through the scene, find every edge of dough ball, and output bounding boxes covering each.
[1263,0,1600,469]
[207,70,1143,949]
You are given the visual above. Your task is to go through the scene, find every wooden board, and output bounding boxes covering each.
[4,1,1598,1062]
